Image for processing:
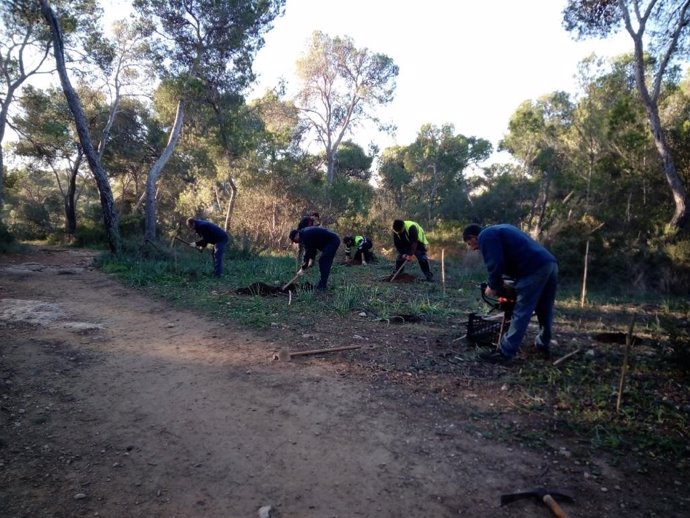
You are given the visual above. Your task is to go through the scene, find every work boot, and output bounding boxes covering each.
[535,337,551,359]
[424,272,434,282]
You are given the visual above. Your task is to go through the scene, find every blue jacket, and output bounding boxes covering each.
[299,227,340,265]
[478,224,556,290]
[190,219,229,247]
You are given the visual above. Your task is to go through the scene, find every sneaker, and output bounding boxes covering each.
[480,349,513,366]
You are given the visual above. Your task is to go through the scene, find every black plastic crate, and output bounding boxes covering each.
[466,312,509,346]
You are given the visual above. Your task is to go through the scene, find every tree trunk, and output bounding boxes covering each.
[64,150,83,240]
[40,0,121,253]
[223,172,238,233]
[624,1,689,233]
[144,100,185,241]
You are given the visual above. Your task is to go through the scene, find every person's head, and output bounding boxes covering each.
[343,235,354,246]
[186,218,196,230]
[392,219,404,233]
[462,224,482,250]
[289,229,300,243]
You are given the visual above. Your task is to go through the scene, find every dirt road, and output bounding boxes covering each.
[0,247,675,517]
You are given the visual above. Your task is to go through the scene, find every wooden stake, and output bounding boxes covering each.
[616,313,637,413]
[441,248,446,295]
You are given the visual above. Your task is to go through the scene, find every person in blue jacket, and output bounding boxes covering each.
[289,226,341,291]
[186,218,229,277]
[462,223,558,365]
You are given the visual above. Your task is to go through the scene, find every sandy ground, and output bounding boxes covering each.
[0,247,683,518]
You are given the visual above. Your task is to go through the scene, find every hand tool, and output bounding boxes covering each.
[500,487,574,518]
[174,235,202,252]
[389,261,406,282]
[282,270,303,291]
[273,344,362,361]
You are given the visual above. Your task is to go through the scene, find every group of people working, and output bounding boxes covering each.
[184,214,558,365]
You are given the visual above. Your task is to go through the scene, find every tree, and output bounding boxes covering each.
[402,123,492,226]
[10,86,100,239]
[295,31,398,184]
[0,0,100,217]
[563,0,690,233]
[39,0,121,253]
[133,0,286,234]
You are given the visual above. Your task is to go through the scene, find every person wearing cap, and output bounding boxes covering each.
[289,226,341,291]
[392,219,433,281]
[343,235,374,265]
[462,223,558,365]
[186,217,230,277]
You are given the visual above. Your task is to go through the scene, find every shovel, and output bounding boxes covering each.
[173,236,203,253]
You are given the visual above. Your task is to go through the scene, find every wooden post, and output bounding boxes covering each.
[616,314,637,413]
[441,248,446,295]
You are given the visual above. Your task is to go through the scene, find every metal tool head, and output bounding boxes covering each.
[500,487,575,506]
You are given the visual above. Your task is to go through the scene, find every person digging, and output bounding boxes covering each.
[289,226,341,291]
[186,217,229,278]
[392,219,433,281]
[343,235,375,265]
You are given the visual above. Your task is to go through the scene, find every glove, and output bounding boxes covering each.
[405,254,414,262]
[296,268,306,276]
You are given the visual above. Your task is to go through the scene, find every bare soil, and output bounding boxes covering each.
[1,247,688,518]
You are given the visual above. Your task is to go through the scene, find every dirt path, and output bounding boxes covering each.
[0,247,661,517]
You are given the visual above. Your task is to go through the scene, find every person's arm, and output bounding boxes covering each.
[479,231,505,291]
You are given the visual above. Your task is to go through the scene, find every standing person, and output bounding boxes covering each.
[343,235,374,265]
[186,217,229,278]
[392,219,433,281]
[462,223,558,365]
[289,226,340,291]
[298,211,320,230]
[296,211,320,265]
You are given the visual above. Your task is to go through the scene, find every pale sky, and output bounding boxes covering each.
[249,0,632,162]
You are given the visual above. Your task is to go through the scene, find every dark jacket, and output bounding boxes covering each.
[298,215,317,230]
[478,224,557,290]
[190,219,229,247]
[299,227,340,266]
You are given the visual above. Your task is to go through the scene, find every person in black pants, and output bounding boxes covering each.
[392,219,433,281]
[186,218,229,277]
[289,226,340,291]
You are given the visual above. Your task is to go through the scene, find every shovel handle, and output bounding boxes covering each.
[389,261,406,282]
[282,273,301,291]
[543,494,571,518]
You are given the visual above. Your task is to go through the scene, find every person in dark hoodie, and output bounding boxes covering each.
[186,218,229,277]
[462,223,558,365]
[289,226,340,291]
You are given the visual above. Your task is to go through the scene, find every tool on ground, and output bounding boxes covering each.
[173,235,202,252]
[500,487,574,518]
[389,261,406,282]
[553,347,582,366]
[273,344,362,361]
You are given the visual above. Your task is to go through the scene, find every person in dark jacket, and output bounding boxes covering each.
[392,219,433,281]
[289,226,340,291]
[343,235,374,265]
[297,211,320,230]
[186,218,229,277]
[462,223,558,365]
[296,212,320,265]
